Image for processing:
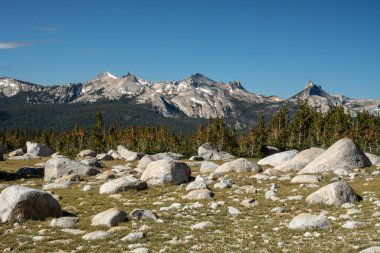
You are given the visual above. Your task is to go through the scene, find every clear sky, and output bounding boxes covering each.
[1,0,379,99]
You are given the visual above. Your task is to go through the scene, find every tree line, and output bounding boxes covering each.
[0,101,379,157]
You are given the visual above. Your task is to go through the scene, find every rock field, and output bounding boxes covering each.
[0,139,380,252]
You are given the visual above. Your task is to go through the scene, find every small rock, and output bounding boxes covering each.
[82,231,110,240]
[91,208,128,227]
[227,206,240,216]
[121,232,144,242]
[191,221,213,230]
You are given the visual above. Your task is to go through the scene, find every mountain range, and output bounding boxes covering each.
[0,72,379,132]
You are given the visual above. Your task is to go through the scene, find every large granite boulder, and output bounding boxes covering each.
[197,143,234,161]
[44,157,100,181]
[288,213,330,230]
[299,138,371,174]
[306,181,359,206]
[215,158,262,173]
[117,145,144,161]
[99,176,147,194]
[0,185,61,223]
[91,208,128,227]
[273,147,325,172]
[140,159,191,185]
[26,141,53,157]
[258,150,299,167]
[137,152,185,170]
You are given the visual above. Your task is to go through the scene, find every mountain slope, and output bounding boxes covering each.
[287,81,380,116]
[0,73,283,119]
[0,74,379,132]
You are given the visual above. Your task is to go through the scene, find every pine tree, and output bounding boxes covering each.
[90,109,105,153]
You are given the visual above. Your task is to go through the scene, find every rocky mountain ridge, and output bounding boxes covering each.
[0,73,379,119]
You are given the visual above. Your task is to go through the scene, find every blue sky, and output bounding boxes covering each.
[1,0,379,99]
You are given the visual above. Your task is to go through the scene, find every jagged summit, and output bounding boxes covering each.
[305,80,315,89]
[227,80,247,92]
[184,73,216,85]
[120,72,139,83]
[88,72,118,83]
[303,81,324,96]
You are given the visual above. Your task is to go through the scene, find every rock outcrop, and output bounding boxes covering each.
[140,160,191,185]
[26,141,53,157]
[288,213,330,230]
[117,145,144,161]
[197,143,234,161]
[299,138,371,174]
[306,181,359,206]
[99,176,147,194]
[44,157,100,181]
[0,185,61,223]
[273,147,325,172]
[258,150,299,167]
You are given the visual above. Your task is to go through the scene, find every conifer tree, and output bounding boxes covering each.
[90,109,105,153]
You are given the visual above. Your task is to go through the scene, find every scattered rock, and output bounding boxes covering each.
[91,208,128,227]
[186,180,208,192]
[214,178,233,189]
[191,221,213,230]
[77,149,96,158]
[8,148,24,158]
[137,152,184,170]
[306,181,359,206]
[299,138,371,174]
[99,176,147,194]
[342,220,363,229]
[200,161,219,174]
[82,231,110,240]
[130,209,158,221]
[0,185,61,223]
[197,143,234,160]
[258,150,299,167]
[121,232,144,242]
[96,153,113,161]
[44,157,100,181]
[43,181,73,190]
[288,213,331,230]
[117,145,144,161]
[26,141,54,157]
[130,248,150,253]
[49,217,79,228]
[140,160,191,185]
[185,189,214,200]
[290,175,321,184]
[274,147,325,172]
[227,206,240,216]
[271,207,285,214]
[189,156,204,161]
[215,158,262,173]
[80,158,102,168]
[365,153,380,165]
[107,149,120,159]
[240,198,259,208]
